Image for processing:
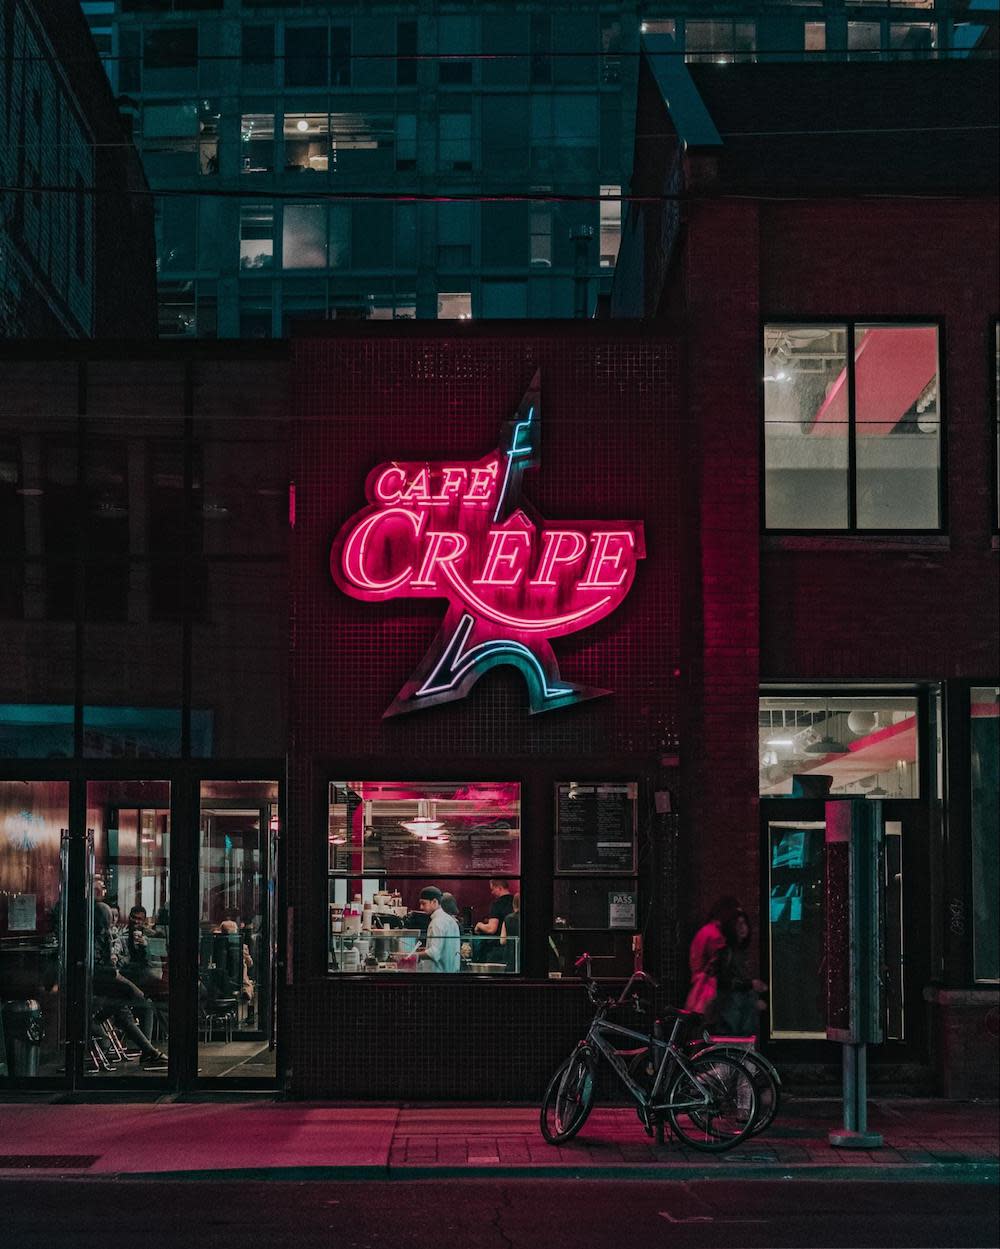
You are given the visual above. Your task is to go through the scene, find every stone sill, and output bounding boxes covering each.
[763,534,951,554]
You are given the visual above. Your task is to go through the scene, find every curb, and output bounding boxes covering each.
[2,1161,996,1185]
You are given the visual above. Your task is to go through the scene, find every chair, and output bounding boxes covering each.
[199,966,238,1044]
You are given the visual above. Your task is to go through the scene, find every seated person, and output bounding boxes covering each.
[118,906,167,1000]
[218,919,255,1004]
[92,883,166,1068]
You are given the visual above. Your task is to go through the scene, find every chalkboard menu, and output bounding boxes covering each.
[555,783,638,874]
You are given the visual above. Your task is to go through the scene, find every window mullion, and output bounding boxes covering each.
[847,322,858,530]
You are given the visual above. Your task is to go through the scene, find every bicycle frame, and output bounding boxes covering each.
[584,1014,721,1114]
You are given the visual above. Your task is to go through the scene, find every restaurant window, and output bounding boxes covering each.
[327,782,521,975]
[240,203,273,270]
[241,112,274,174]
[764,323,941,531]
[971,686,999,982]
[759,693,920,798]
[685,20,756,64]
[550,783,640,981]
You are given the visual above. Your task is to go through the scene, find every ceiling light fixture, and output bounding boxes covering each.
[805,701,849,754]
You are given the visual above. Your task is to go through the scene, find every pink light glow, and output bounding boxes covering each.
[328,373,645,716]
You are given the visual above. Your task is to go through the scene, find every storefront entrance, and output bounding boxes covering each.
[0,774,281,1091]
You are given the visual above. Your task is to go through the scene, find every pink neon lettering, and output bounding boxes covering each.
[373,465,407,505]
[579,531,634,588]
[341,508,421,592]
[412,530,469,588]
[529,530,588,586]
[437,466,468,502]
[400,467,432,505]
[465,461,499,505]
[472,529,531,587]
[441,565,613,632]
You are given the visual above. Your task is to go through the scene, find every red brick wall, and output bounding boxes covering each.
[284,326,686,1098]
[758,199,999,681]
[679,201,763,933]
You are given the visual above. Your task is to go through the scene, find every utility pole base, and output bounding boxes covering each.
[829,1129,884,1149]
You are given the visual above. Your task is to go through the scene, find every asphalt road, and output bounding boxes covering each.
[3,1178,997,1249]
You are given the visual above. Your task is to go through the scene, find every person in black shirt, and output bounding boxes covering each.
[473,878,514,960]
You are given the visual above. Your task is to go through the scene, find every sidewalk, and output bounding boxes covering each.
[0,1097,996,1183]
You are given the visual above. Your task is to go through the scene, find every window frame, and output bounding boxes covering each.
[324,779,523,978]
[760,315,947,536]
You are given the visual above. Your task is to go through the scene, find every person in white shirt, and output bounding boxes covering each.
[417,886,460,973]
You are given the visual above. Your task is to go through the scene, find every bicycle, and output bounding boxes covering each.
[628,1028,782,1137]
[540,955,758,1151]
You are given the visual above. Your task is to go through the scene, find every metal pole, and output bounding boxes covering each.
[830,1043,882,1148]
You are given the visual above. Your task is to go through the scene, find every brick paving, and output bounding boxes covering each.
[0,1095,995,1180]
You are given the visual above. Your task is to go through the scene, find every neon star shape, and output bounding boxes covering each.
[330,371,646,717]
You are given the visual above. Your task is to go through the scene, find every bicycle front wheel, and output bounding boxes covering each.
[540,1046,596,1144]
[666,1054,757,1152]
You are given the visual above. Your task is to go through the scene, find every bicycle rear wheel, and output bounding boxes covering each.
[695,1045,781,1136]
[739,1051,781,1136]
[666,1054,757,1152]
[540,1046,596,1144]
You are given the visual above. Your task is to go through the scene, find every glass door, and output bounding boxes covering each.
[84,780,171,1078]
[0,780,69,1079]
[764,802,924,1046]
[196,780,278,1080]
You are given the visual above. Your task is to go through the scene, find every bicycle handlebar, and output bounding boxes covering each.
[573,953,658,1008]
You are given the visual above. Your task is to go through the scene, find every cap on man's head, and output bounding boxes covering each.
[418,886,443,903]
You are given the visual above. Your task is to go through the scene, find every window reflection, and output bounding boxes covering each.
[0,781,68,1077]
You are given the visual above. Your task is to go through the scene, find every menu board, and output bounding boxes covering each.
[555,783,637,874]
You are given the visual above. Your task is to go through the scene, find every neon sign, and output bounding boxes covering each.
[330,372,645,717]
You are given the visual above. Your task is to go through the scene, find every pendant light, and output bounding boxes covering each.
[805,701,849,754]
